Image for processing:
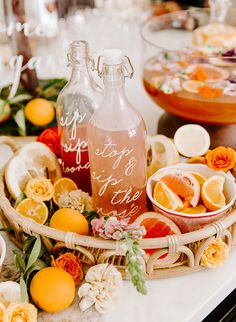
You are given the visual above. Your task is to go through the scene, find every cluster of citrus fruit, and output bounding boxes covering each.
[4,142,89,235]
[153,169,226,214]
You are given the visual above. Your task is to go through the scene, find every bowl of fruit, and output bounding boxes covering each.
[146,163,236,232]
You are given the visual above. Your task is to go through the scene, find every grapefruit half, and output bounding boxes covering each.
[135,212,181,266]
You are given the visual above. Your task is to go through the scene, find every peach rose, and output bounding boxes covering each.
[3,302,37,322]
[52,253,83,286]
[200,239,229,268]
[206,146,236,172]
[25,177,54,202]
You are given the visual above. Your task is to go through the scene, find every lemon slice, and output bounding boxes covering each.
[17,142,62,182]
[15,198,48,224]
[201,175,226,212]
[174,124,210,157]
[5,156,33,199]
[182,80,204,93]
[147,135,179,177]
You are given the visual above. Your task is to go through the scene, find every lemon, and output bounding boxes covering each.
[24,98,55,126]
[15,198,48,224]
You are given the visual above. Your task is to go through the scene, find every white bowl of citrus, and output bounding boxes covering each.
[146,163,236,232]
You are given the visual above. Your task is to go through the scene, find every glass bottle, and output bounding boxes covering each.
[88,49,147,222]
[56,40,102,194]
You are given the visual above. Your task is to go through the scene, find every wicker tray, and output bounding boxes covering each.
[0,136,236,279]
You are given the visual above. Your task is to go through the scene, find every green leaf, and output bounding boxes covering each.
[13,109,26,136]
[25,259,48,284]
[25,236,41,271]
[20,275,29,302]
[13,250,26,273]
[23,236,36,253]
[8,94,32,104]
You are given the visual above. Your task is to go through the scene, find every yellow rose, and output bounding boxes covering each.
[200,239,229,268]
[25,177,54,202]
[3,302,37,322]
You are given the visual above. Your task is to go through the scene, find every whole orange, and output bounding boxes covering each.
[0,100,11,124]
[50,208,89,235]
[24,98,55,126]
[30,267,75,312]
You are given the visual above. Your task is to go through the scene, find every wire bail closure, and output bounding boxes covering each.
[96,54,134,79]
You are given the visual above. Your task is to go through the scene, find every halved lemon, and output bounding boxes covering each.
[53,178,78,206]
[5,156,33,199]
[201,176,226,212]
[174,124,210,157]
[153,181,183,211]
[180,204,207,215]
[17,142,62,182]
[147,134,179,177]
[15,198,48,224]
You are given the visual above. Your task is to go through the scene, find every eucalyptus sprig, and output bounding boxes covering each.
[124,237,147,295]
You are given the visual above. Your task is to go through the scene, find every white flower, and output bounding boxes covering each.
[58,189,93,212]
[0,282,21,306]
[78,264,123,314]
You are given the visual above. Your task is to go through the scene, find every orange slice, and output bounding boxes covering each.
[182,80,204,93]
[156,169,200,207]
[187,64,229,82]
[153,181,183,211]
[134,212,181,265]
[15,198,48,224]
[180,204,207,215]
[201,176,226,212]
[188,171,206,185]
[53,177,78,206]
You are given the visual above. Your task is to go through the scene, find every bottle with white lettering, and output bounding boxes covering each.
[88,49,147,222]
[56,40,102,194]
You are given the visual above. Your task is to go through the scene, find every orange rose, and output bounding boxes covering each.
[206,146,236,172]
[52,253,83,286]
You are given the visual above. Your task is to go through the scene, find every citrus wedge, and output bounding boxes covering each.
[147,134,179,177]
[188,171,206,185]
[153,181,183,211]
[201,175,226,212]
[15,198,48,224]
[180,204,207,215]
[156,169,200,207]
[134,212,181,265]
[174,124,210,157]
[53,178,78,206]
[17,142,62,182]
[5,156,33,199]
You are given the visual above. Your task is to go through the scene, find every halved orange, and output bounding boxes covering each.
[53,178,78,206]
[201,176,226,212]
[153,181,183,211]
[187,64,229,82]
[157,170,200,207]
[16,198,48,224]
[134,212,181,265]
[180,204,207,215]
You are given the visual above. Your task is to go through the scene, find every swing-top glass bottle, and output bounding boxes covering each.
[56,40,102,194]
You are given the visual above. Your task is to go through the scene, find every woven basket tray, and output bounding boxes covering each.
[0,136,236,279]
